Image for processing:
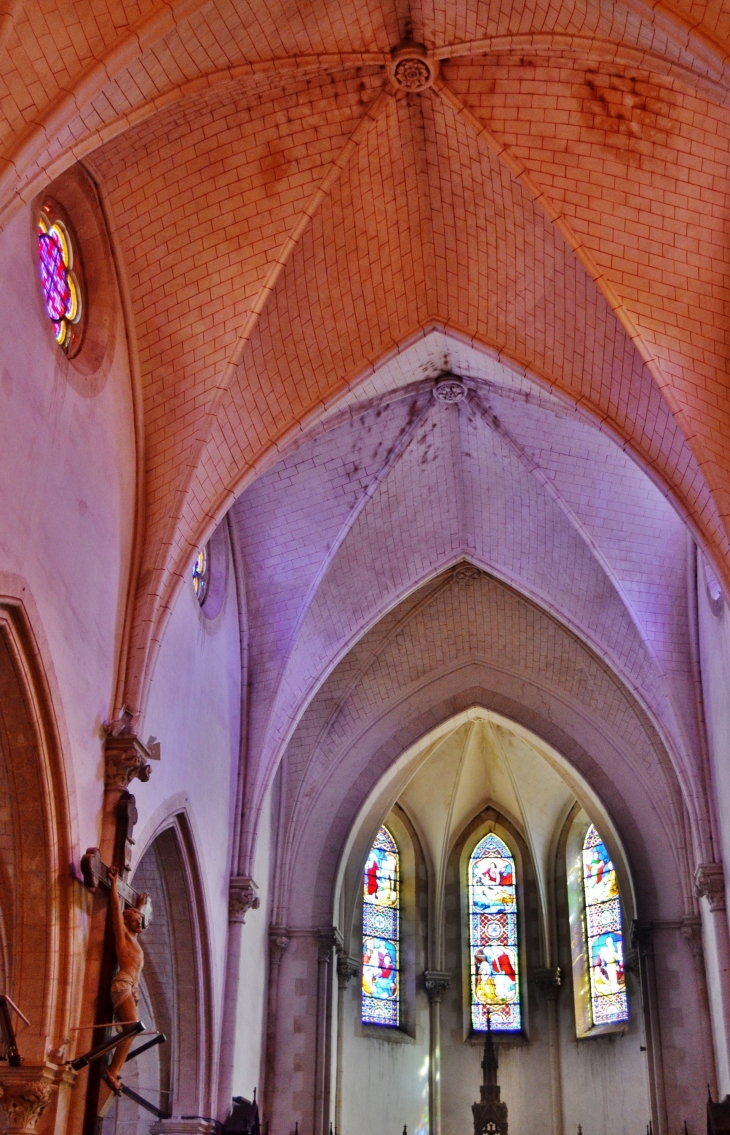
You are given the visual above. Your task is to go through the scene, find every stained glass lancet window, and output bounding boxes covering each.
[37,212,81,351]
[362,825,399,1027]
[469,832,520,1032]
[582,825,628,1026]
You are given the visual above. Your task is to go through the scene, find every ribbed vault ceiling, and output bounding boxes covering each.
[3,0,729,721]
[229,342,710,889]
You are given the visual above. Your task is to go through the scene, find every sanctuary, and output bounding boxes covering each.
[0,2,730,1135]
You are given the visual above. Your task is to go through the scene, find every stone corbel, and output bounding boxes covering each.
[228,876,260,924]
[423,970,451,1003]
[695,863,726,912]
[0,1064,74,1135]
[102,707,160,791]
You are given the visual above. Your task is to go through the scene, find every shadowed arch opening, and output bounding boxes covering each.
[0,595,74,1065]
[103,812,214,1135]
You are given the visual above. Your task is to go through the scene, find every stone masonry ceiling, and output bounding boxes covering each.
[2,0,729,726]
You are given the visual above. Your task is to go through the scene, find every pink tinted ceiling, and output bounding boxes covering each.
[3,0,730,716]
[229,341,710,873]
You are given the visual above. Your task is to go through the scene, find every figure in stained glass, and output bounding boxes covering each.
[582,825,628,1026]
[362,826,399,1027]
[469,833,521,1032]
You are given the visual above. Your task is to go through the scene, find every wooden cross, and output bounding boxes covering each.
[80,848,153,928]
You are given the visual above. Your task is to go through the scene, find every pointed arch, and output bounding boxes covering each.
[467,831,521,1033]
[361,825,400,1027]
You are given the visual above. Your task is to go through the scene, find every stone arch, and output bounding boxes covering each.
[0,592,74,1065]
[104,811,215,1128]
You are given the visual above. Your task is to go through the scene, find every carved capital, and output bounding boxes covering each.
[695,863,726,912]
[337,955,360,989]
[0,1065,70,1135]
[533,966,561,998]
[269,925,291,961]
[423,970,451,1002]
[103,734,153,791]
[317,926,343,963]
[623,947,640,976]
[681,915,704,957]
[631,919,654,954]
[228,876,260,924]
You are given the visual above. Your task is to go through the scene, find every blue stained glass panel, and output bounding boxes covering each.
[469,833,521,1032]
[362,826,399,1027]
[582,825,628,1027]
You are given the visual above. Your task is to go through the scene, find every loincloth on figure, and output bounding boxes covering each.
[110,973,140,1009]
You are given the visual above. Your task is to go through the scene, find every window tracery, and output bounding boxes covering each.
[361,825,399,1027]
[468,832,521,1032]
[37,210,82,351]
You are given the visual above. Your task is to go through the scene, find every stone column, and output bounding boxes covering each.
[262,927,290,1124]
[217,878,260,1118]
[681,914,718,1100]
[696,863,730,1095]
[334,955,359,1135]
[314,929,342,1135]
[424,971,450,1135]
[632,921,668,1135]
[534,968,563,1135]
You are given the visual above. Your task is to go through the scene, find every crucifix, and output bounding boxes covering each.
[78,714,168,1133]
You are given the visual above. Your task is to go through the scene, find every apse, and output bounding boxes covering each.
[232,334,712,1134]
[334,708,651,1135]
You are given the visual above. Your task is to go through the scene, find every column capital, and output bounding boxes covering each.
[317,926,344,962]
[533,966,561,999]
[695,863,726,912]
[337,955,360,989]
[681,915,704,957]
[423,970,451,1002]
[0,1064,74,1135]
[269,925,291,958]
[631,919,655,953]
[228,876,260,924]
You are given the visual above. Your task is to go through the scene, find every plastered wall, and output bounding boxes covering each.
[0,195,136,856]
[136,528,243,1080]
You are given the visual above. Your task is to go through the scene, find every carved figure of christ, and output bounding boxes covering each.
[105,866,148,1092]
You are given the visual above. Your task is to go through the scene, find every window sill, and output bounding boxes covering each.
[360,1024,415,1043]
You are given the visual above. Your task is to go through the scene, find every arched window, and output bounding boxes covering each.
[468,832,520,1032]
[582,824,628,1026]
[362,825,399,1027]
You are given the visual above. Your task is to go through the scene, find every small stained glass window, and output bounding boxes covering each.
[469,832,520,1032]
[362,825,399,1027]
[582,825,628,1026]
[192,546,209,605]
[37,212,81,351]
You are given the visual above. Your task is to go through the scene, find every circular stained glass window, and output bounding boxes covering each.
[192,546,209,605]
[37,212,82,351]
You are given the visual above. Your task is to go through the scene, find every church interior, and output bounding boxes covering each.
[2,1,730,1134]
